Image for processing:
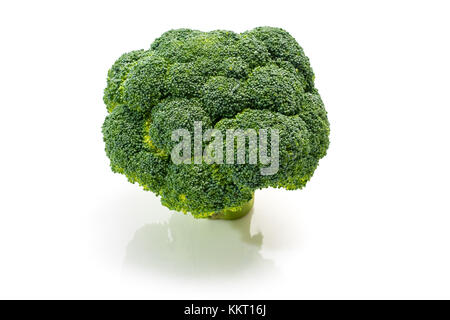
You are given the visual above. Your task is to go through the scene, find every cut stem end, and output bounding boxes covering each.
[209,195,255,220]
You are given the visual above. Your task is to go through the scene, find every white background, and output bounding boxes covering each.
[0,0,449,299]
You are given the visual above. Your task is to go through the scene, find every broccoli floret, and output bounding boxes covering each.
[243,64,304,115]
[149,98,212,153]
[214,109,312,190]
[102,27,330,219]
[123,54,168,113]
[103,49,147,113]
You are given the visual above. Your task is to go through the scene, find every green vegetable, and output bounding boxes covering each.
[102,27,330,219]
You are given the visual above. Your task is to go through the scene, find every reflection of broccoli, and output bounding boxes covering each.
[124,210,273,276]
[102,27,330,219]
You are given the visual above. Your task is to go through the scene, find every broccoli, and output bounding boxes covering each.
[102,27,330,219]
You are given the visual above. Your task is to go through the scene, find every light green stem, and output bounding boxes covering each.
[209,195,255,220]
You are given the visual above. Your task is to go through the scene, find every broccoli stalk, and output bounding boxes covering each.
[209,195,255,220]
[102,27,329,219]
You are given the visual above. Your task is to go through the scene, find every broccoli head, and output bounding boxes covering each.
[102,27,330,219]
